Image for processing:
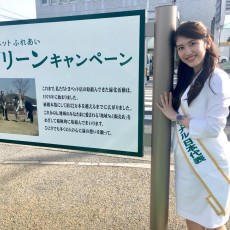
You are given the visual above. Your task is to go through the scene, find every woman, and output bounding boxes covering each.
[156,21,230,229]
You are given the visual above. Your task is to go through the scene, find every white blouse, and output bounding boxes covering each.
[181,68,230,139]
[172,68,230,161]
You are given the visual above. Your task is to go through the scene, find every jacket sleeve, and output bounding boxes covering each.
[189,71,230,138]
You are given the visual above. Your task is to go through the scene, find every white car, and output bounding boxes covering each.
[219,55,228,63]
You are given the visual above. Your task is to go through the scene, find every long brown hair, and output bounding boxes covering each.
[172,21,219,111]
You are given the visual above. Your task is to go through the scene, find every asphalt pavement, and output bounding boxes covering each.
[0,141,180,230]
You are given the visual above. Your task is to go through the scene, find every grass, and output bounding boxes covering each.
[0,113,39,136]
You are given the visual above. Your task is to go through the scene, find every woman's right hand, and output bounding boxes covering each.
[155,92,178,121]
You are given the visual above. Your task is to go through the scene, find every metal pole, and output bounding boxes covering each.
[150,5,177,230]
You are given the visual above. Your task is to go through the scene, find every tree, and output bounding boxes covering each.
[12,78,30,97]
[228,37,230,42]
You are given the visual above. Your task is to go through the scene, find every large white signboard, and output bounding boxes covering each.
[0,10,145,156]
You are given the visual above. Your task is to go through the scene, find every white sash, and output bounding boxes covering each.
[176,108,230,216]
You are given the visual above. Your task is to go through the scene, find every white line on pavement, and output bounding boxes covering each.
[0,160,175,171]
[144,115,152,120]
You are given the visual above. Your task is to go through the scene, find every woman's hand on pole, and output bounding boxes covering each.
[155,92,178,121]
[155,92,191,128]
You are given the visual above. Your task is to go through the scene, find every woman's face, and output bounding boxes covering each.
[176,36,208,73]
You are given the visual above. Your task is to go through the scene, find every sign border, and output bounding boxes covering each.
[0,10,145,157]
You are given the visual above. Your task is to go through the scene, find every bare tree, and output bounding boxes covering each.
[12,78,30,97]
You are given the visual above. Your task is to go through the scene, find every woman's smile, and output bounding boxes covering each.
[176,36,208,73]
[186,55,197,62]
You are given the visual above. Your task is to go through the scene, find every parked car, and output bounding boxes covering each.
[220,60,230,75]
[220,61,230,118]
[219,55,228,63]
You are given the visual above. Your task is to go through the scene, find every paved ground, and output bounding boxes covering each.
[0,143,181,230]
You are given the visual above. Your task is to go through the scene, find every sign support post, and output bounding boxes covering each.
[150,5,177,230]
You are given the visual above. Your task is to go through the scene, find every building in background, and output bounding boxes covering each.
[36,0,217,75]
[36,0,229,64]
[36,0,216,29]
[217,0,230,59]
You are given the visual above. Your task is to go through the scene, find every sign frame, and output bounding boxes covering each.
[0,10,145,157]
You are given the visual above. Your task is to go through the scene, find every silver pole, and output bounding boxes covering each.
[150,5,177,230]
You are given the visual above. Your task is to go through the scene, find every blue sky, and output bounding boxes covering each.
[0,78,36,99]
